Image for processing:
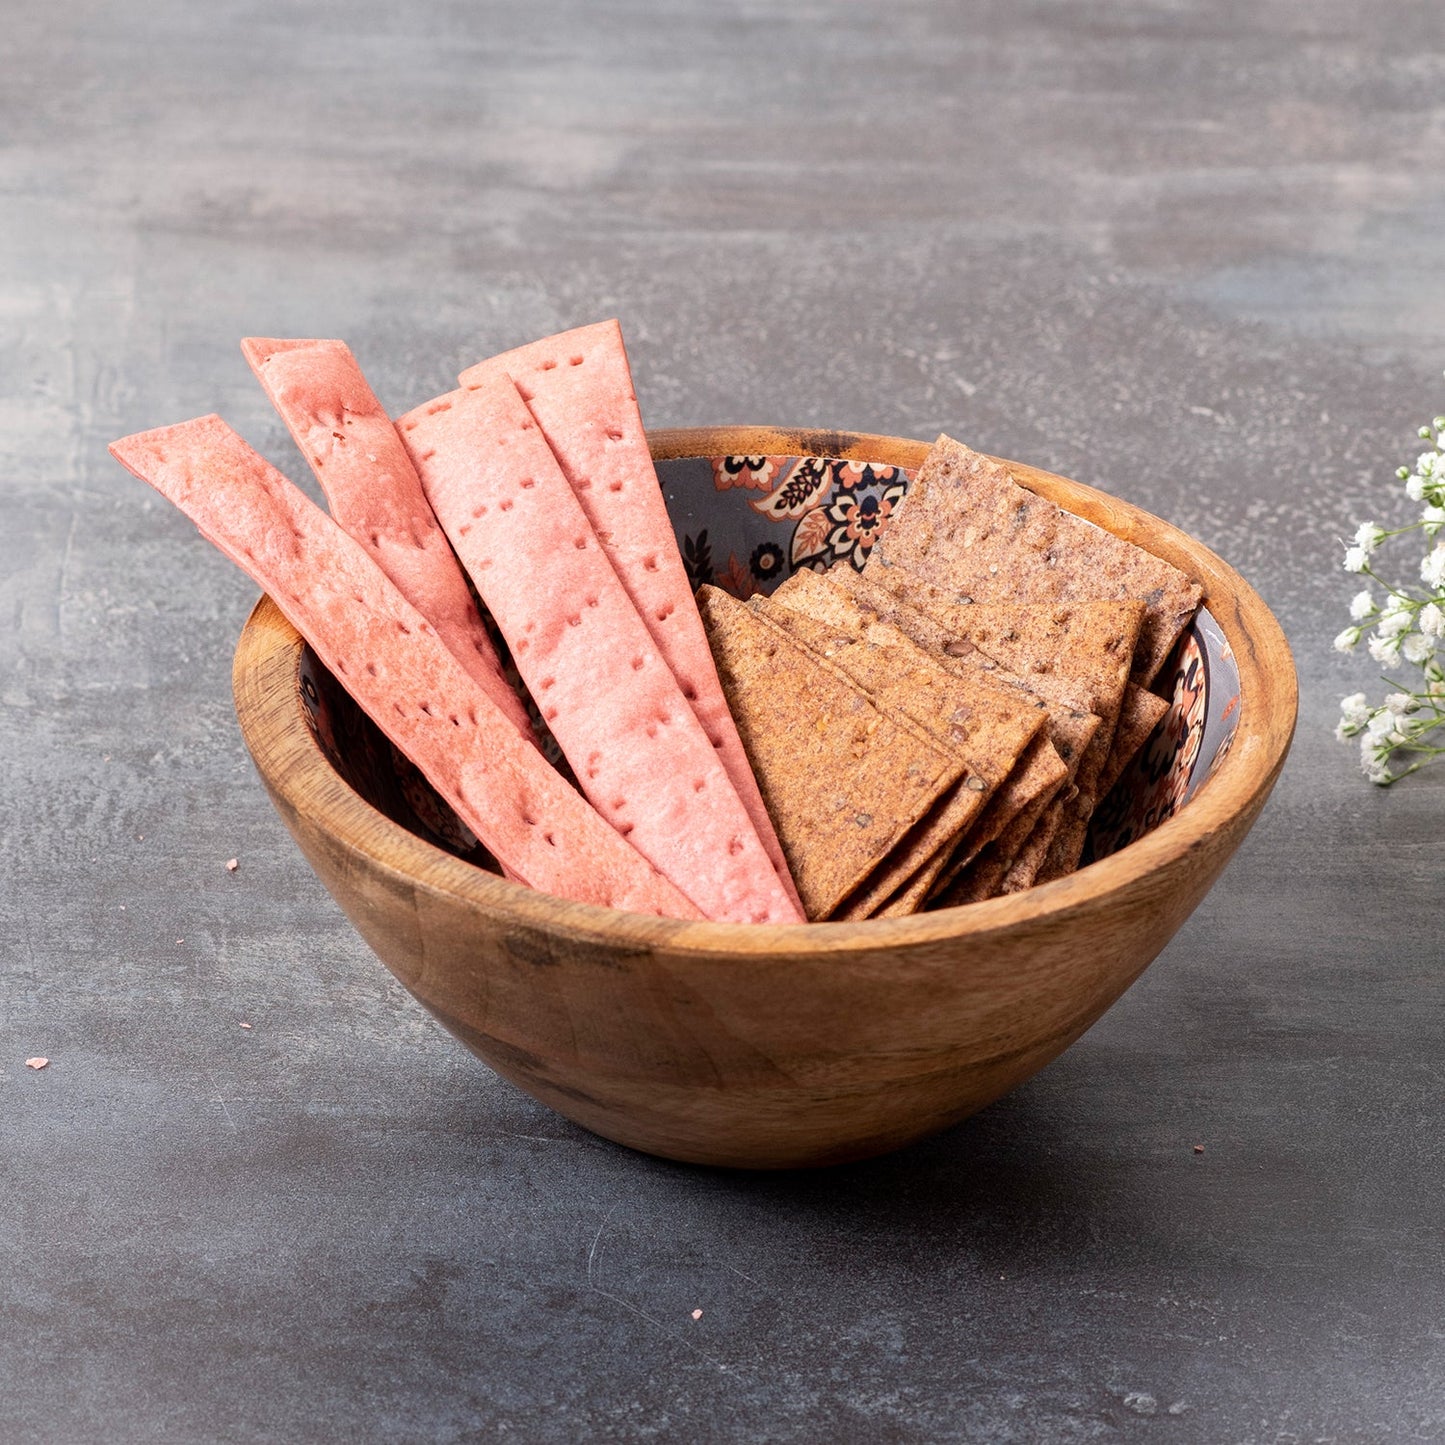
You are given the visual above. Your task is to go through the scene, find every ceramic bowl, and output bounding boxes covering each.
[232,426,1295,1169]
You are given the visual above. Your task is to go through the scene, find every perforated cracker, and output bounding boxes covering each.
[397,376,802,926]
[109,415,700,920]
[241,337,532,742]
[459,321,800,913]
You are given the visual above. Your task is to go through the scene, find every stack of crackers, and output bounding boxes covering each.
[698,435,1202,920]
[111,323,806,925]
[110,319,1202,927]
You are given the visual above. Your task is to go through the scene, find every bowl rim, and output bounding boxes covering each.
[233,425,1297,954]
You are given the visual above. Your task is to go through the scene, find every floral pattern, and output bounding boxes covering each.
[750,457,836,521]
[712,455,780,492]
[816,476,906,568]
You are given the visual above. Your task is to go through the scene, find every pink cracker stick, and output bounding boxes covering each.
[109,415,701,921]
[459,321,803,914]
[241,337,534,743]
[397,378,804,926]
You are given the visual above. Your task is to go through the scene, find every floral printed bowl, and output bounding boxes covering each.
[233,426,1295,1169]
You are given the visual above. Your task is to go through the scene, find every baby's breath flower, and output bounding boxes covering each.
[1368,632,1403,667]
[1340,693,1371,727]
[1377,600,1414,637]
[1402,633,1434,666]
[1366,710,1397,739]
[1338,394,1445,784]
[1360,734,1394,784]
[1354,521,1387,555]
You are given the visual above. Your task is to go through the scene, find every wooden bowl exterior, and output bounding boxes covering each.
[233,429,1296,1169]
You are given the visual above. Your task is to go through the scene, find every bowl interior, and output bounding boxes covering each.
[295,448,1240,879]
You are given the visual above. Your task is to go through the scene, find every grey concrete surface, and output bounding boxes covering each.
[3,1,1444,1440]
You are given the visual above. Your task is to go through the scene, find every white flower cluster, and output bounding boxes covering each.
[1336,396,1445,783]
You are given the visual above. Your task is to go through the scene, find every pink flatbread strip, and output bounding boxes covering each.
[240,337,534,743]
[109,415,700,921]
[458,321,802,915]
[396,377,804,926]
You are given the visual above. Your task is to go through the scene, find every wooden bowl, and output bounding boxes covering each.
[232,427,1296,1169]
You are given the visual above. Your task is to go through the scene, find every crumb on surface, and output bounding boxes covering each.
[1193,1143,1205,1154]
[225,858,239,872]
[25,1057,48,1070]
[690,1309,703,1321]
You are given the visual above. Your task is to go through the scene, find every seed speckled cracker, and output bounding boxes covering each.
[808,570,1101,793]
[853,569,1142,754]
[934,755,1070,906]
[397,377,802,926]
[109,416,700,921]
[846,571,1144,876]
[769,569,1081,899]
[697,586,963,922]
[240,337,533,742]
[1098,685,1171,800]
[866,435,1201,686]
[751,590,1047,919]
[747,607,988,920]
[822,567,1113,883]
[459,321,800,915]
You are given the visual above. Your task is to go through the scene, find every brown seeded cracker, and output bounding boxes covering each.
[805,571,1101,793]
[749,596,1045,919]
[865,436,1202,686]
[763,571,1074,909]
[932,759,1068,906]
[1000,796,1072,892]
[852,569,1141,749]
[1098,685,1171,800]
[825,568,1113,880]
[697,587,964,921]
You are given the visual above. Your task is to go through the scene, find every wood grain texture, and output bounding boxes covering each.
[233,428,1297,1169]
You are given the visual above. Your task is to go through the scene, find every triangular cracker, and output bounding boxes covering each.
[697,587,964,921]
[749,597,1045,919]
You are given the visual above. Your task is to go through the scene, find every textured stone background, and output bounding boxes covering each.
[3,1,1443,1439]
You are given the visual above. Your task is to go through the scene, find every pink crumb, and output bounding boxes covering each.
[239,1022,253,1030]
[690,1309,702,1321]
[1193,1144,1205,1155]
[225,858,239,872]
[26,1057,49,1070]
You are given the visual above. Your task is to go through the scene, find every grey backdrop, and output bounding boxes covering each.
[4,2,1443,1440]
